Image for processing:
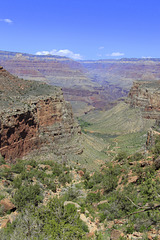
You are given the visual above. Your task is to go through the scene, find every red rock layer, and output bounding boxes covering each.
[0,95,80,161]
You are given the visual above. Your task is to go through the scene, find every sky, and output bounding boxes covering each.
[0,0,160,60]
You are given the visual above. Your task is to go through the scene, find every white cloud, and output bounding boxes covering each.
[142,56,152,59]
[36,49,83,60]
[99,46,104,50]
[106,52,125,57]
[0,18,13,24]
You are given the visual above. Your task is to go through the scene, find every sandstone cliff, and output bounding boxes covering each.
[0,66,81,161]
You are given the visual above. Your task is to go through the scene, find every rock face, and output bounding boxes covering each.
[0,66,81,161]
[127,80,160,149]
[127,80,160,119]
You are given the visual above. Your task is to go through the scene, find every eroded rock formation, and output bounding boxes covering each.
[0,66,81,161]
[127,80,160,149]
[127,80,160,119]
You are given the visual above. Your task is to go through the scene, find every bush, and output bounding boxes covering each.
[152,136,160,157]
[63,186,81,201]
[1,168,13,181]
[129,152,143,162]
[86,191,101,204]
[52,163,63,176]
[12,176,22,189]
[25,159,37,168]
[0,155,5,165]
[102,164,120,194]
[11,160,25,174]
[42,197,88,239]
[58,172,72,185]
[13,183,43,210]
[44,178,56,192]
[115,151,127,162]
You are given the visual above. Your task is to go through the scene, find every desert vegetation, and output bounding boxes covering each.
[0,131,160,239]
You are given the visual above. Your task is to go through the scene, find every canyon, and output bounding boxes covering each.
[1,52,160,239]
[0,50,141,115]
[1,50,160,115]
[1,50,160,162]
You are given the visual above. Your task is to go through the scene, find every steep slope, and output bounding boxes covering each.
[80,102,155,135]
[79,101,155,159]
[0,66,81,161]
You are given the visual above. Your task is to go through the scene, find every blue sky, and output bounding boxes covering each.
[0,0,160,60]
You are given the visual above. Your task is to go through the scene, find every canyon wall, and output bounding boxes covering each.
[127,80,160,148]
[0,66,81,161]
[127,80,160,119]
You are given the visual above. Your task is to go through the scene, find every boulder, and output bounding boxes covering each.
[8,211,19,223]
[154,157,160,170]
[0,199,16,212]
[0,218,10,228]
[64,201,80,208]
[110,229,124,240]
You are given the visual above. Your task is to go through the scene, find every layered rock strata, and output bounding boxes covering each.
[0,50,129,114]
[0,66,81,161]
[127,80,160,148]
[127,80,160,119]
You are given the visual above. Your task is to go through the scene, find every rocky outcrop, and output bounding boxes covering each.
[0,66,81,161]
[127,80,160,149]
[0,94,81,161]
[127,80,160,119]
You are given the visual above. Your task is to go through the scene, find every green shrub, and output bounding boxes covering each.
[58,172,72,185]
[1,168,13,181]
[92,172,103,184]
[12,160,25,174]
[102,164,120,194]
[25,159,37,168]
[44,178,56,192]
[126,222,134,234]
[152,136,160,157]
[52,163,63,176]
[42,197,88,239]
[115,151,127,162]
[63,186,81,201]
[129,152,144,162]
[86,191,101,204]
[84,178,95,189]
[12,176,22,189]
[0,155,5,165]
[0,194,5,201]
[13,183,43,210]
